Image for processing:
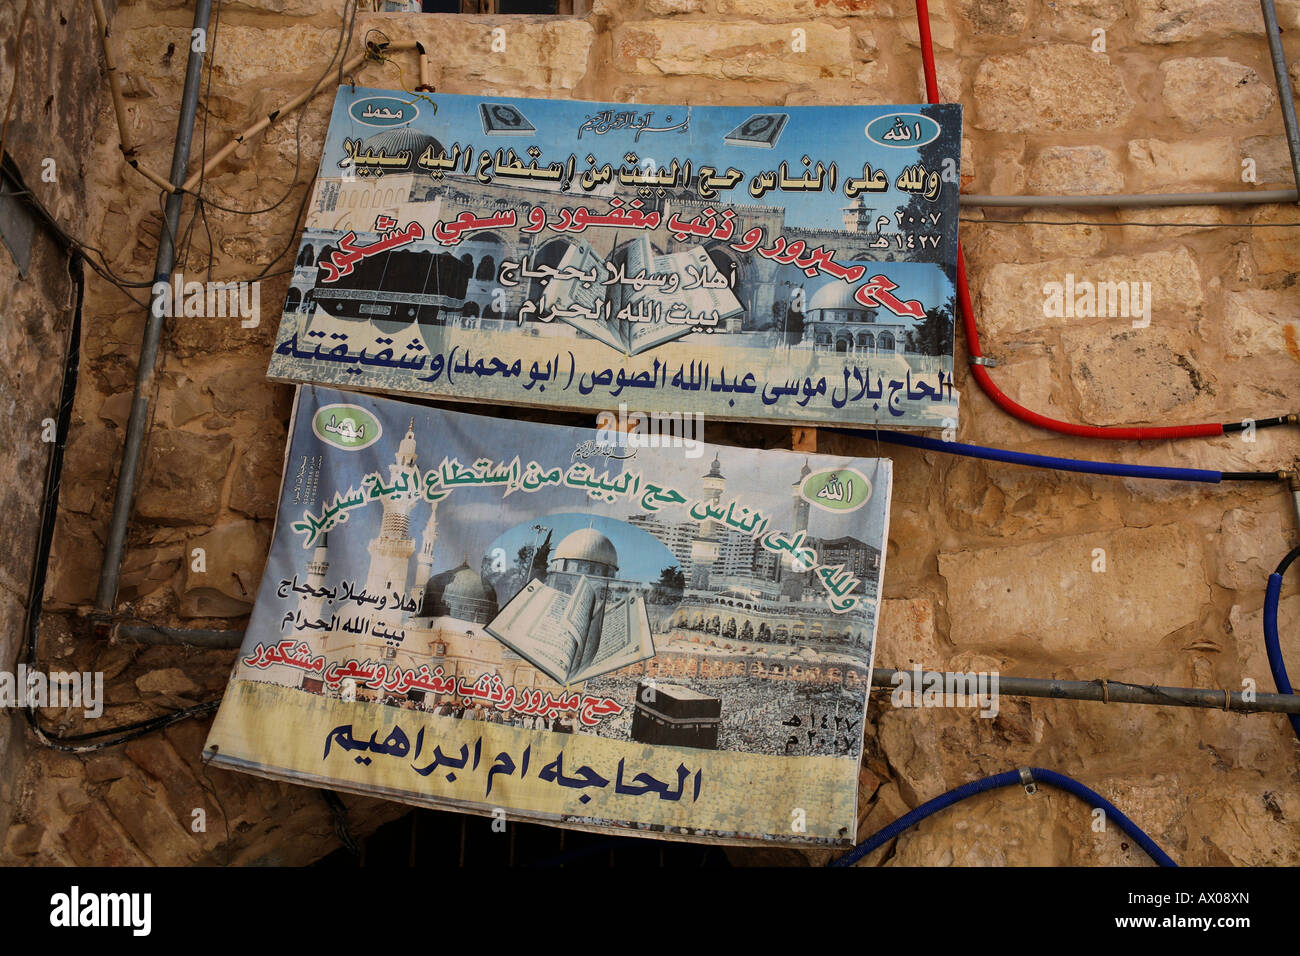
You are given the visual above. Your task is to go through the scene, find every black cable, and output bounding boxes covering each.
[18,255,220,752]
[322,790,361,857]
[1223,415,1297,432]
[1276,545,1300,579]
[0,155,154,302]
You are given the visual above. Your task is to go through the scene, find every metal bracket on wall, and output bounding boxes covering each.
[0,164,35,277]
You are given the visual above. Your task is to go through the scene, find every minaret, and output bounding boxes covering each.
[841,196,874,233]
[410,500,441,606]
[364,418,419,607]
[689,453,726,590]
[780,459,813,602]
[529,527,553,583]
[299,532,331,624]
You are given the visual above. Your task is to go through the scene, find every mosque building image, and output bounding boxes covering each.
[263,420,876,711]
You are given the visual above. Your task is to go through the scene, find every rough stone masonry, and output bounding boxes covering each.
[3,0,1300,865]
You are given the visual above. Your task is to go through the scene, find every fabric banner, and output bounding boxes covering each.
[268,88,961,428]
[205,385,893,846]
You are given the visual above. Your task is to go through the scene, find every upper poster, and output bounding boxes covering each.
[269,89,961,428]
[204,385,892,846]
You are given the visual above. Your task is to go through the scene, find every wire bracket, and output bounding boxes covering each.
[1019,767,1037,795]
[970,355,998,368]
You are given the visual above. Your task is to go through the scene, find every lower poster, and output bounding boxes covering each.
[204,385,892,847]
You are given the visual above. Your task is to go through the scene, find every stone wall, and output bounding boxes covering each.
[0,0,109,850]
[5,0,1300,865]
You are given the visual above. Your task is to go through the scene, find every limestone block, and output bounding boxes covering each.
[1240,135,1296,186]
[1221,289,1300,360]
[1135,0,1268,43]
[1127,138,1238,190]
[612,20,853,81]
[230,428,288,520]
[136,430,234,525]
[877,597,941,669]
[1040,0,1125,41]
[104,776,204,864]
[978,248,1202,339]
[890,784,1069,866]
[1161,58,1275,129]
[400,18,594,96]
[649,0,705,12]
[181,519,272,617]
[1216,508,1288,591]
[1229,594,1300,695]
[1115,205,1226,242]
[716,0,894,15]
[61,806,150,867]
[973,46,1133,132]
[1025,212,1106,257]
[1063,325,1212,424]
[938,524,1207,656]
[952,0,1029,36]
[1185,787,1300,865]
[1249,204,1300,274]
[1027,145,1123,195]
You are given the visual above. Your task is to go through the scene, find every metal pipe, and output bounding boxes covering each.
[116,625,245,648]
[960,189,1298,208]
[1289,474,1300,539]
[180,39,421,193]
[96,0,212,614]
[90,0,134,159]
[1261,0,1300,204]
[871,668,1300,715]
[104,621,1300,713]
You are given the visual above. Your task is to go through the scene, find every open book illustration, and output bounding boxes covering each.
[538,233,743,356]
[484,574,656,685]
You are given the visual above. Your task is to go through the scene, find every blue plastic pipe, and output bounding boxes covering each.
[830,767,1178,867]
[840,428,1230,484]
[1264,566,1300,741]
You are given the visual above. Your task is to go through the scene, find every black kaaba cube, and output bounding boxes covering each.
[631,682,722,750]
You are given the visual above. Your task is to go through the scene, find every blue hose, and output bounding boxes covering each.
[839,428,1229,484]
[830,767,1178,867]
[1264,549,1300,742]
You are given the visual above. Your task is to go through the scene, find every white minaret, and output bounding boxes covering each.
[690,454,726,590]
[364,418,419,606]
[841,196,874,233]
[780,459,813,602]
[410,500,441,606]
[299,532,331,624]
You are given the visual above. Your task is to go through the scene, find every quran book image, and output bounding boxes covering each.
[268,88,962,428]
[205,385,894,847]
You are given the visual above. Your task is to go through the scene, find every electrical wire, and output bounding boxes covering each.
[830,767,1178,867]
[914,0,1295,442]
[0,158,154,305]
[16,0,370,754]
[840,428,1283,484]
[18,251,220,753]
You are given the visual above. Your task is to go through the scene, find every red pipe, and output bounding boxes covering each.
[914,0,1226,440]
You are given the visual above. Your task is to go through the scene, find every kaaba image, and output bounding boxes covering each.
[630,681,722,750]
